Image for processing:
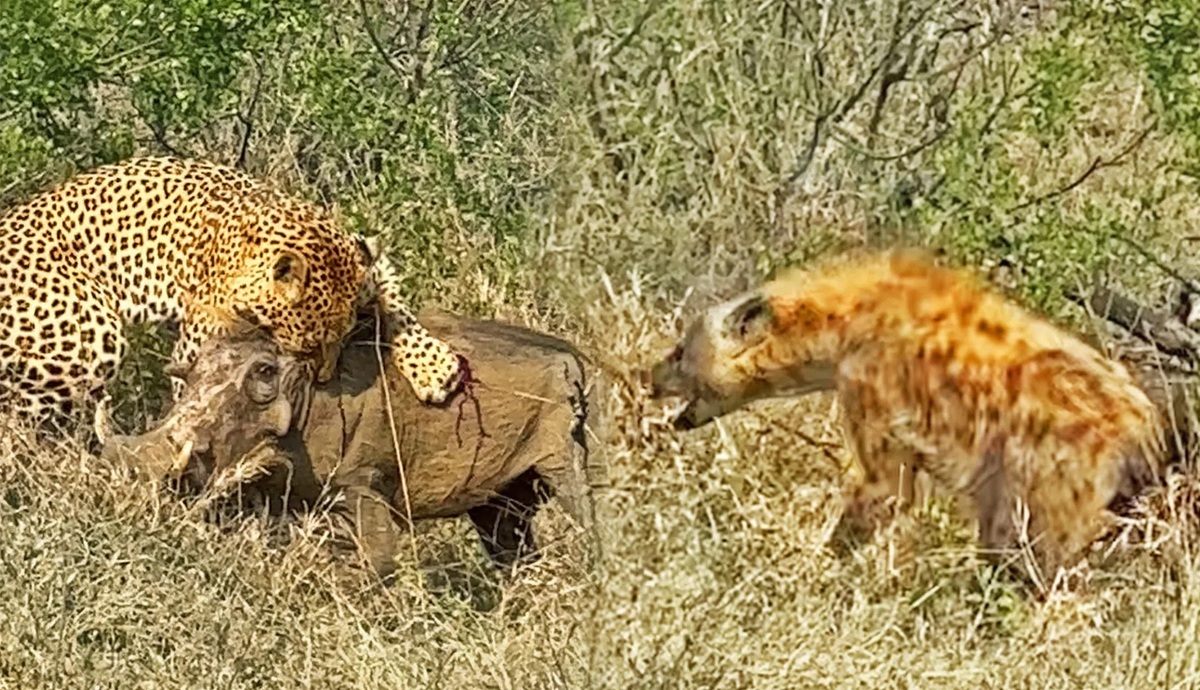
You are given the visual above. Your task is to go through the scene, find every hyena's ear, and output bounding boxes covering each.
[724,294,774,343]
[271,249,309,304]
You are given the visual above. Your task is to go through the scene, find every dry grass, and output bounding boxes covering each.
[0,421,598,688]
[582,295,1200,689]
[547,0,1200,686]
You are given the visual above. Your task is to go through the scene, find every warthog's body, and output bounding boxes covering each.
[100,311,607,578]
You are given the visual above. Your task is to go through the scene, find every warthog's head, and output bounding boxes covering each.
[97,328,314,489]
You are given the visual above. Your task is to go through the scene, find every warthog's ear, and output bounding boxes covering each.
[271,249,309,304]
[723,293,774,344]
[241,356,281,405]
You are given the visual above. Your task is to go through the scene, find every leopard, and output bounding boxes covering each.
[649,249,1165,586]
[0,156,463,425]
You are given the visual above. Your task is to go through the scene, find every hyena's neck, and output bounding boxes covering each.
[765,274,920,364]
[762,253,1013,374]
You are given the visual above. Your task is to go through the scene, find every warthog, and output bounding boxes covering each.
[97,311,607,578]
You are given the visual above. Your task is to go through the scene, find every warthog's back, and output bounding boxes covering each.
[295,310,608,523]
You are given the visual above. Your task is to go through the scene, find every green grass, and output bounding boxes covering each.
[7,0,1200,687]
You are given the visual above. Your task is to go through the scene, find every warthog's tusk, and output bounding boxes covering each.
[172,438,194,477]
[93,395,116,446]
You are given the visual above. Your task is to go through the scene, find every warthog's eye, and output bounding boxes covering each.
[251,361,277,382]
[243,359,281,404]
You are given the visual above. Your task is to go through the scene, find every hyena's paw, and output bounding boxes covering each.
[831,485,905,549]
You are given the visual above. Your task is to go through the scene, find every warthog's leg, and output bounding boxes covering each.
[331,471,403,581]
[468,468,550,565]
[530,398,598,534]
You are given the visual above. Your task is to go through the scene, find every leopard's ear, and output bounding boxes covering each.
[271,249,309,304]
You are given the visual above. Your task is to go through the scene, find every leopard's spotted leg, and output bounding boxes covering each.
[0,270,127,425]
[357,240,464,404]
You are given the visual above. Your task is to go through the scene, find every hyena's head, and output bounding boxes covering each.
[649,288,837,430]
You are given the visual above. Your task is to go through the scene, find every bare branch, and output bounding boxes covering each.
[781,1,825,82]
[1007,118,1157,214]
[357,0,411,89]
[835,124,951,162]
[832,0,935,123]
[602,2,662,62]
[783,0,949,187]
[1114,234,1200,296]
[438,1,544,74]
[234,61,264,170]
[1068,282,1200,363]
[926,25,1009,80]
[135,103,184,158]
[783,110,829,186]
[866,50,910,138]
[976,66,1030,141]
[408,0,436,102]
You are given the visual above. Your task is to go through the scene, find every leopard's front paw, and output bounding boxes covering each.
[396,339,466,404]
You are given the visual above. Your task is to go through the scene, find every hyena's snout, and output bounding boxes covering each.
[646,349,711,429]
[648,346,686,399]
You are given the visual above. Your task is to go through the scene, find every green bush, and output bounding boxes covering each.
[0,0,558,304]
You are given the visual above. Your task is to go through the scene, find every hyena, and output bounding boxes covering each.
[650,250,1164,583]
